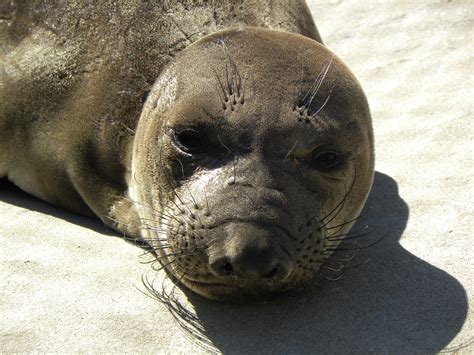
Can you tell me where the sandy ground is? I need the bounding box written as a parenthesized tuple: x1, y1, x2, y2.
(1, 1, 473, 353)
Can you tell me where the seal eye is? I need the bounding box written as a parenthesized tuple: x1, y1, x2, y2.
(311, 149, 344, 170)
(171, 129, 208, 154)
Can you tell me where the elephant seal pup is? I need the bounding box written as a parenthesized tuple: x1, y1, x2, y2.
(133, 28, 374, 301)
(0, 2, 373, 302)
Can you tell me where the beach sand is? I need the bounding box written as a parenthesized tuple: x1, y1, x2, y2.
(1, 1, 472, 352)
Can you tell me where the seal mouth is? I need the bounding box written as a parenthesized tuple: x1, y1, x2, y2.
(181, 276, 245, 301)
(182, 275, 242, 289)
(186, 278, 238, 290)
(181, 275, 283, 302)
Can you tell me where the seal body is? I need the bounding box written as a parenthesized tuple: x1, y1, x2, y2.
(0, 1, 373, 302)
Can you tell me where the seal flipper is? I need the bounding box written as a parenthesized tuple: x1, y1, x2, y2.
(69, 171, 142, 240)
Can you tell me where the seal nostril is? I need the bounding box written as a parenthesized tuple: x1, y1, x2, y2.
(209, 257, 235, 277)
(264, 267, 278, 280)
(222, 262, 234, 275)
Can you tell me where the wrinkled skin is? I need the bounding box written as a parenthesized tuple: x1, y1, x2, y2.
(132, 29, 374, 301)
(0, 2, 373, 302)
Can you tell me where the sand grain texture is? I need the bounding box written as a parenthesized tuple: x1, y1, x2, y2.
(1, 1, 473, 353)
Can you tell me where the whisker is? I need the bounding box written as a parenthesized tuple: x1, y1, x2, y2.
(320, 264, 344, 272)
(318, 169, 356, 230)
(306, 56, 333, 109)
(324, 226, 371, 242)
(310, 88, 332, 118)
(320, 251, 357, 261)
(217, 134, 236, 184)
(153, 251, 202, 268)
(186, 186, 199, 210)
(212, 67, 229, 104)
(139, 269, 215, 351)
(299, 56, 334, 111)
(203, 191, 211, 216)
(317, 272, 344, 282)
(283, 141, 298, 162)
(326, 213, 365, 231)
(303, 164, 356, 230)
(324, 230, 389, 252)
(158, 144, 190, 214)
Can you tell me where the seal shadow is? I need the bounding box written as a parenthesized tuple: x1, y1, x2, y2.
(1, 174, 468, 352)
(179, 171, 468, 353)
(0, 179, 116, 237)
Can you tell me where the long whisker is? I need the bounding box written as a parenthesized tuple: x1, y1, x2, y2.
(310, 88, 332, 118)
(319, 168, 357, 231)
(299, 56, 334, 111)
(302, 164, 356, 231)
(139, 269, 215, 351)
(326, 213, 365, 231)
(159, 143, 202, 228)
(324, 230, 389, 252)
(217, 134, 236, 184)
(283, 141, 298, 162)
(212, 67, 229, 104)
(323, 225, 371, 242)
(307, 56, 333, 109)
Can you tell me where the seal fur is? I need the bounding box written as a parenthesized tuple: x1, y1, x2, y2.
(0, 1, 373, 302)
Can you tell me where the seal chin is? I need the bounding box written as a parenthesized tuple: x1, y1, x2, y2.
(181, 276, 284, 303)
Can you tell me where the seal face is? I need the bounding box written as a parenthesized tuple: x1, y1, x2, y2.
(132, 28, 374, 302)
(0, 2, 373, 302)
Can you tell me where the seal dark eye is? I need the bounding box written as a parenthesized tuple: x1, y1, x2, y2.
(171, 128, 208, 154)
(310, 149, 345, 170)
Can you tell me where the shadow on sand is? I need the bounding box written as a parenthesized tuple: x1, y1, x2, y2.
(0, 179, 116, 236)
(1, 172, 468, 353)
(176, 171, 468, 353)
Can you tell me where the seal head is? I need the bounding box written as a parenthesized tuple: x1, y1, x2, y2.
(132, 28, 374, 302)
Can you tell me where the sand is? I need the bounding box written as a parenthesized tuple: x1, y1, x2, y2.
(1, 1, 472, 353)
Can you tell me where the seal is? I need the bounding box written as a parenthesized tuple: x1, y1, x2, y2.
(0, 1, 373, 302)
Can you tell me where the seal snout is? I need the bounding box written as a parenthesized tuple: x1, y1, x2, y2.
(208, 223, 294, 285)
(209, 249, 292, 284)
